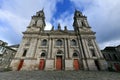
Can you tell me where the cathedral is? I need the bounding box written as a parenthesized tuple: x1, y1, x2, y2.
(10, 10, 106, 71)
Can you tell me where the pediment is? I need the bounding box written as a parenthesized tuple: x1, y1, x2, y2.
(50, 30, 69, 34)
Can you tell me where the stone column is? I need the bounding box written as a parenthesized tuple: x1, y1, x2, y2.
(82, 39, 89, 58)
(92, 40, 102, 58)
(27, 38, 38, 57)
(80, 38, 89, 70)
(33, 38, 38, 58)
(84, 39, 90, 58)
(64, 38, 68, 59)
(66, 38, 70, 58)
(51, 38, 54, 58)
(48, 38, 51, 58)
(33, 38, 40, 58)
(16, 38, 26, 57)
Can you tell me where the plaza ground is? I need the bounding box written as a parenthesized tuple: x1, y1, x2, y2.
(0, 70, 120, 80)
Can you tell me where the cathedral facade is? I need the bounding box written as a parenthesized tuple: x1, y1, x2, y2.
(10, 10, 106, 71)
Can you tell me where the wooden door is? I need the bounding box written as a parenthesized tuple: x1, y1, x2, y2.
(114, 64, 120, 71)
(94, 60, 100, 70)
(17, 59, 24, 71)
(39, 59, 45, 70)
(56, 56, 62, 70)
(74, 59, 79, 70)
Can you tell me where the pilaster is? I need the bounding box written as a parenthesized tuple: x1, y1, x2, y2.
(64, 38, 68, 59)
(48, 38, 51, 58)
(66, 38, 70, 58)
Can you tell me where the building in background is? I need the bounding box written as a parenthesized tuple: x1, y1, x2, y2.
(9, 44, 19, 51)
(102, 45, 120, 71)
(10, 10, 107, 71)
(0, 40, 8, 46)
(0, 40, 17, 69)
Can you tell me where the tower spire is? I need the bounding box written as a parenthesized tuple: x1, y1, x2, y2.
(42, 8, 44, 12)
(58, 23, 61, 30)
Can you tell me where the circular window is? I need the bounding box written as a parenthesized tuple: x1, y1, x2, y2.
(41, 53, 45, 57)
(73, 53, 78, 57)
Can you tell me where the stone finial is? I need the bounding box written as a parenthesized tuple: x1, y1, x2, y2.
(36, 9, 44, 17)
(64, 26, 67, 31)
(58, 23, 61, 30)
(74, 9, 82, 17)
(51, 26, 54, 31)
(42, 8, 44, 12)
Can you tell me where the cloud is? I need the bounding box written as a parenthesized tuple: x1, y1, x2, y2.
(0, 0, 61, 45)
(44, 22, 52, 30)
(100, 39, 120, 49)
(0, 9, 28, 45)
(54, 11, 74, 30)
(70, 0, 120, 49)
(0, 9, 29, 35)
(1, 0, 120, 49)
(1, 0, 59, 21)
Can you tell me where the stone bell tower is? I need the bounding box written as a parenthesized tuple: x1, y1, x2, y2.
(26, 10, 46, 33)
(10, 10, 46, 71)
(73, 10, 106, 70)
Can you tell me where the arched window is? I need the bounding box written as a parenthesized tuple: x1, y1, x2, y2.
(41, 53, 46, 57)
(71, 39, 77, 46)
(41, 39, 47, 46)
(56, 39, 62, 46)
(57, 51, 62, 54)
(73, 53, 78, 57)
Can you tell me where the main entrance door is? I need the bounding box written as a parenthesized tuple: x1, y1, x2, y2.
(39, 59, 45, 70)
(114, 63, 120, 71)
(56, 56, 62, 70)
(17, 59, 24, 71)
(73, 59, 79, 70)
(94, 60, 100, 70)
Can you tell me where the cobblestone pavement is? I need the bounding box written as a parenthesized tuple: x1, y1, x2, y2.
(0, 71, 120, 80)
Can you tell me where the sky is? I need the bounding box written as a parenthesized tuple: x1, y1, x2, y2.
(0, 0, 120, 49)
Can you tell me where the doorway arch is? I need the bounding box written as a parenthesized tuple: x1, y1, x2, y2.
(55, 50, 64, 70)
(73, 50, 80, 70)
(39, 50, 46, 70)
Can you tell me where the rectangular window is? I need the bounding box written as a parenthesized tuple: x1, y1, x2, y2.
(1, 47, 5, 52)
(108, 54, 112, 61)
(0, 46, 2, 51)
(113, 54, 118, 61)
(22, 49, 27, 57)
(102, 54, 106, 59)
(90, 49, 96, 56)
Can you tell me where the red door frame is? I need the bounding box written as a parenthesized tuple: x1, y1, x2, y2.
(17, 59, 24, 71)
(73, 59, 79, 70)
(56, 56, 62, 70)
(114, 63, 120, 71)
(39, 59, 45, 70)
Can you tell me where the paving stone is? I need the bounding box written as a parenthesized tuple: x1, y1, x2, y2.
(0, 71, 120, 80)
